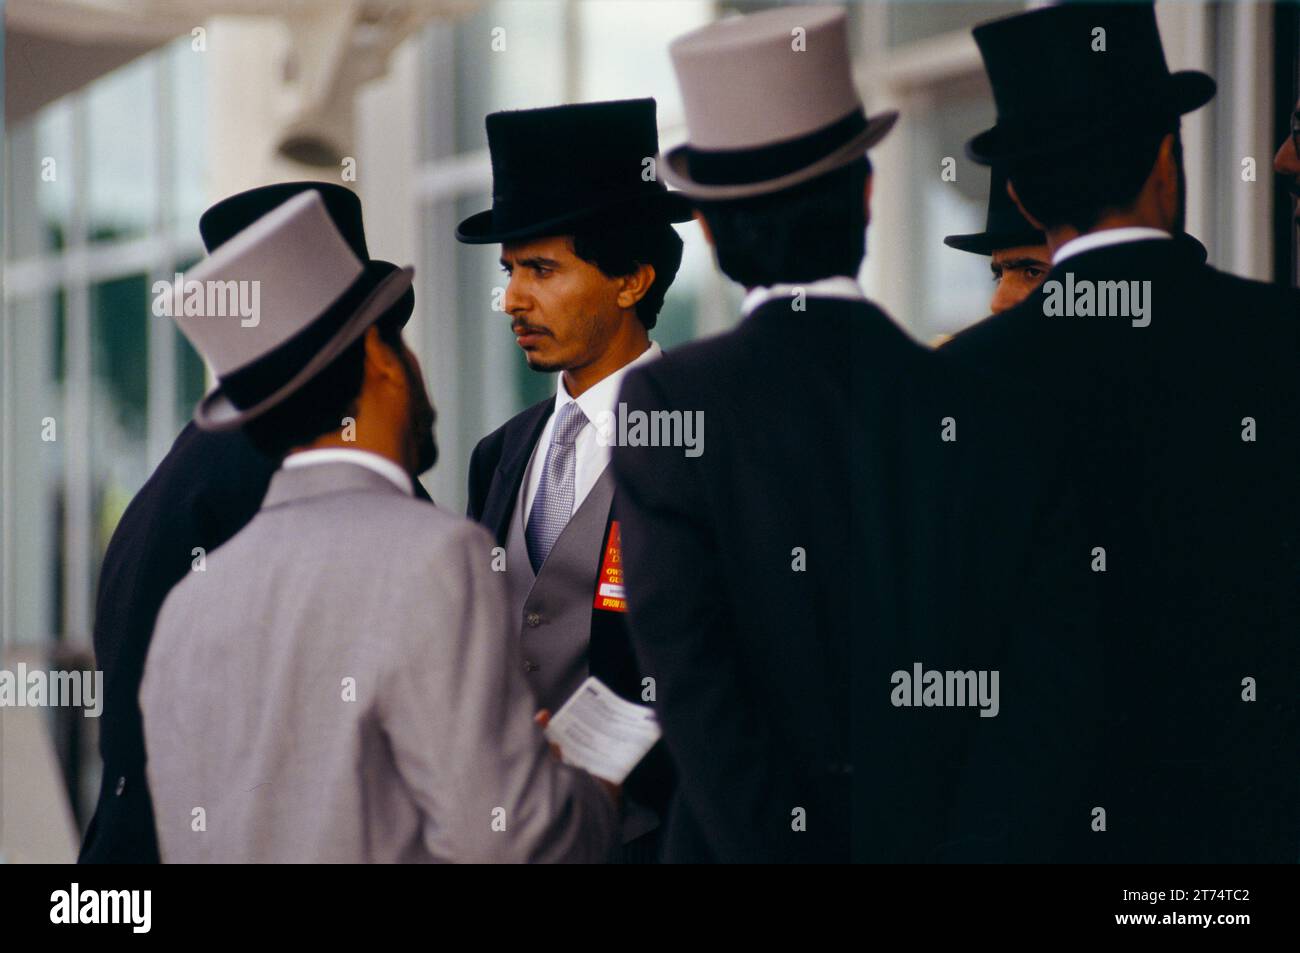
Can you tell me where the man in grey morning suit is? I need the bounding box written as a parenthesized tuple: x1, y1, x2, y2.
(140, 190, 616, 863)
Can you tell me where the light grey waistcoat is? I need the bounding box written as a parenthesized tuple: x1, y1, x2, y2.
(504, 466, 658, 845)
(504, 467, 616, 712)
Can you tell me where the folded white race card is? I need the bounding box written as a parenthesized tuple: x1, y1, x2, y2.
(544, 676, 662, 784)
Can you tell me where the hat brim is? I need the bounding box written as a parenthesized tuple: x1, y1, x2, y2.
(371, 259, 415, 325)
(193, 263, 415, 432)
(455, 190, 693, 244)
(660, 110, 899, 201)
(967, 71, 1215, 165)
(943, 228, 1047, 256)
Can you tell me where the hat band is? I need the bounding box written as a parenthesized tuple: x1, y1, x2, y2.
(684, 109, 867, 187)
(220, 266, 383, 412)
(488, 183, 671, 233)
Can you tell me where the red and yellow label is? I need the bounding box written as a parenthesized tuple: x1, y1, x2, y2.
(593, 520, 627, 612)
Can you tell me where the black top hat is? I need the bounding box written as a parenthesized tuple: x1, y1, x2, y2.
(200, 181, 413, 326)
(455, 99, 692, 244)
(967, 2, 1215, 165)
(944, 167, 1046, 256)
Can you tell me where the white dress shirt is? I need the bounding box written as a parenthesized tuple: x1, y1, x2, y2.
(520, 341, 663, 524)
(1053, 227, 1172, 265)
(282, 447, 414, 496)
(741, 275, 866, 317)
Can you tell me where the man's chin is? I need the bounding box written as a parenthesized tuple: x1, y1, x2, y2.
(523, 351, 564, 374)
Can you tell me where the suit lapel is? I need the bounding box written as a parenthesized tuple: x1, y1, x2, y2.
(482, 399, 554, 545)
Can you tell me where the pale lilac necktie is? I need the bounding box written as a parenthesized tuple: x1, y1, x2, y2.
(525, 401, 588, 572)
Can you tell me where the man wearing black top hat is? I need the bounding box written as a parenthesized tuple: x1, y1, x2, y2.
(946, 2, 1300, 862)
(944, 167, 1208, 319)
(945, 167, 1051, 316)
(614, 6, 1101, 863)
(79, 182, 431, 864)
(458, 98, 689, 862)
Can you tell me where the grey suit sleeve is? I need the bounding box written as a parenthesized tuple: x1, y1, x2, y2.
(378, 519, 617, 863)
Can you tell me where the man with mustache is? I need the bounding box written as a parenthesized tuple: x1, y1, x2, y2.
(458, 99, 690, 862)
(945, 2, 1300, 862)
(141, 191, 615, 862)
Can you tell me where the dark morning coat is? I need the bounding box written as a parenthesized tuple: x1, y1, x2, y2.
(79, 424, 277, 863)
(610, 293, 1102, 864)
(944, 237, 1300, 863)
(467, 402, 676, 835)
(81, 423, 433, 863)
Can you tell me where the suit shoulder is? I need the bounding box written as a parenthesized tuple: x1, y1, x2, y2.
(943, 303, 1036, 358)
(212, 492, 497, 586)
(399, 504, 498, 567)
(1201, 265, 1300, 311)
(472, 396, 552, 462)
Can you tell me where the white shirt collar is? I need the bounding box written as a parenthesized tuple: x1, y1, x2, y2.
(741, 275, 865, 317)
(556, 340, 662, 425)
(519, 341, 662, 524)
(1052, 227, 1172, 266)
(282, 448, 414, 496)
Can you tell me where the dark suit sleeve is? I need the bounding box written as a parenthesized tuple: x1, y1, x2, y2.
(82, 426, 275, 864)
(612, 368, 803, 862)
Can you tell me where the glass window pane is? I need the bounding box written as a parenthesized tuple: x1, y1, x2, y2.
(5, 294, 67, 645)
(38, 104, 76, 254)
(577, 1, 713, 114)
(5, 102, 75, 258)
(168, 39, 208, 234)
(86, 57, 158, 243)
(453, 1, 567, 154)
(89, 274, 151, 570)
(903, 71, 999, 339)
(888, 2, 1024, 48)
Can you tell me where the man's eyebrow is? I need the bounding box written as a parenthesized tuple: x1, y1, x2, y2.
(1000, 257, 1050, 270)
(507, 256, 562, 270)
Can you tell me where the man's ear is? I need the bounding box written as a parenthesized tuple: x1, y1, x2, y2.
(363, 325, 404, 386)
(1153, 132, 1179, 223)
(1006, 179, 1046, 232)
(692, 210, 714, 247)
(617, 263, 656, 310)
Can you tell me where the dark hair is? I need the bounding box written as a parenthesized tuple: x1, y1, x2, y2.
(694, 156, 871, 288)
(568, 213, 684, 330)
(243, 313, 406, 460)
(1007, 122, 1180, 233)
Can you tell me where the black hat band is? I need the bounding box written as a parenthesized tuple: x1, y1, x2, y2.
(684, 109, 867, 187)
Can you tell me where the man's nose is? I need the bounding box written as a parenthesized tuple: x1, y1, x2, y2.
(989, 282, 1014, 316)
(502, 274, 528, 316)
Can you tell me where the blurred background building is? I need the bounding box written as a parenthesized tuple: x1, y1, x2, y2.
(2, 0, 1298, 861)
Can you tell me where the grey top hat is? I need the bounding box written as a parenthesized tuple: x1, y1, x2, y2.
(661, 5, 898, 201)
(171, 191, 414, 431)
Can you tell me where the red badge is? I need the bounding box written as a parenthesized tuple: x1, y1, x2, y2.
(593, 520, 627, 612)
